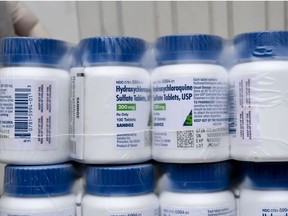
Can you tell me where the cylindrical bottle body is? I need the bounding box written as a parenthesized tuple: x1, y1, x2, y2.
(230, 60, 288, 161)
(240, 188, 288, 216)
(71, 65, 151, 163)
(0, 66, 70, 164)
(152, 63, 229, 163)
(160, 190, 236, 216)
(82, 193, 159, 216)
(0, 194, 76, 216)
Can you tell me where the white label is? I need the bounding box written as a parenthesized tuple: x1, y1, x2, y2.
(0, 79, 58, 150)
(228, 82, 236, 136)
(70, 69, 85, 159)
(230, 76, 259, 144)
(261, 206, 288, 216)
(107, 207, 159, 216)
(152, 76, 228, 149)
(162, 205, 236, 216)
(0, 207, 75, 216)
(115, 77, 151, 149)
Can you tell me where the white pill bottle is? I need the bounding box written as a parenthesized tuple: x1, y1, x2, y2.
(230, 31, 288, 161)
(71, 37, 151, 164)
(160, 162, 236, 216)
(0, 164, 76, 215)
(82, 164, 159, 216)
(152, 34, 229, 163)
(240, 162, 288, 216)
(0, 37, 70, 164)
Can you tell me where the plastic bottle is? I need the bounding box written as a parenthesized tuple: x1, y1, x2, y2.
(82, 164, 159, 216)
(240, 162, 288, 216)
(230, 31, 288, 161)
(0, 37, 70, 164)
(71, 37, 151, 164)
(160, 162, 236, 216)
(152, 34, 229, 163)
(0, 164, 76, 215)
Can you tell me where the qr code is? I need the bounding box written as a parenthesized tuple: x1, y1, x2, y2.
(177, 130, 194, 148)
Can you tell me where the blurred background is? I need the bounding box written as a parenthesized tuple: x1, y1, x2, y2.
(23, 1, 287, 43)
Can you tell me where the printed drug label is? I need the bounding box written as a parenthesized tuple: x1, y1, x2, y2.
(70, 69, 85, 159)
(114, 77, 151, 149)
(161, 205, 236, 216)
(229, 76, 259, 144)
(152, 76, 228, 149)
(261, 206, 288, 216)
(0, 79, 58, 150)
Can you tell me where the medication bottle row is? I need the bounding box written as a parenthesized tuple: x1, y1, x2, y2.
(0, 161, 287, 216)
(1, 31, 288, 165)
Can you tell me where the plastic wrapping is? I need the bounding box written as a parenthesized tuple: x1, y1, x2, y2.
(158, 161, 236, 216)
(1, 31, 288, 216)
(1, 32, 288, 163)
(70, 36, 152, 164)
(230, 31, 288, 162)
(82, 164, 159, 216)
(151, 34, 229, 163)
(237, 162, 288, 216)
(0, 37, 72, 165)
(0, 163, 77, 215)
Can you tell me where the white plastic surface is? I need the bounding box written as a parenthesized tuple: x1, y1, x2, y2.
(0, 194, 76, 215)
(82, 193, 159, 216)
(230, 61, 288, 161)
(0, 67, 70, 165)
(160, 190, 236, 216)
(71, 65, 151, 164)
(152, 63, 229, 163)
(240, 188, 288, 216)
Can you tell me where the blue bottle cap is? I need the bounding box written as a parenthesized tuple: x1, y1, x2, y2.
(86, 164, 154, 195)
(233, 31, 288, 61)
(166, 161, 231, 192)
(155, 34, 224, 64)
(242, 162, 288, 189)
(78, 36, 147, 66)
(4, 164, 74, 197)
(0, 37, 70, 68)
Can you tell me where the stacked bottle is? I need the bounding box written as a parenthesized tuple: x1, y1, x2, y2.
(0, 37, 77, 215)
(239, 162, 288, 216)
(230, 30, 288, 216)
(151, 34, 236, 216)
(2, 31, 288, 216)
(70, 36, 151, 164)
(69, 36, 159, 216)
(160, 162, 236, 216)
(152, 34, 229, 163)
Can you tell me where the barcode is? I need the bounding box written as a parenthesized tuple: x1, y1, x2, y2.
(228, 83, 236, 134)
(177, 130, 194, 148)
(14, 88, 31, 139)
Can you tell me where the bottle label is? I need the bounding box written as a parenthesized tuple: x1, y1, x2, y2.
(107, 206, 159, 216)
(152, 76, 228, 149)
(0, 207, 75, 216)
(161, 204, 236, 216)
(0, 79, 58, 150)
(114, 77, 151, 149)
(261, 206, 288, 216)
(229, 75, 260, 144)
(70, 69, 85, 159)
